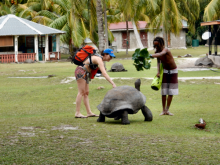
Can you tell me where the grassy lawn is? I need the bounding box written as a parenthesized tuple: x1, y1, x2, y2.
(113, 45, 216, 59)
(1, 49, 220, 164)
(62, 45, 219, 59)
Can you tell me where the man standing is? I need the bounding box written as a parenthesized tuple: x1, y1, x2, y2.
(150, 37, 178, 116)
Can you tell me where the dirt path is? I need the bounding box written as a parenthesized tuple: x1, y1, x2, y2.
(60, 58, 220, 84)
(176, 58, 199, 69)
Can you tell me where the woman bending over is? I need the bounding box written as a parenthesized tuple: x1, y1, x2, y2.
(75, 48, 116, 118)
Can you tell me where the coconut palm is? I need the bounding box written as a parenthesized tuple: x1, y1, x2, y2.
(116, 0, 135, 54)
(50, 0, 90, 53)
(115, 0, 157, 54)
(0, 0, 17, 16)
(17, 0, 56, 22)
(96, 0, 105, 51)
(93, 0, 115, 51)
(148, 0, 200, 47)
(24, 0, 90, 53)
(203, 0, 220, 21)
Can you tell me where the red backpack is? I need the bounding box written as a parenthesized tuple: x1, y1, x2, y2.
(72, 45, 96, 66)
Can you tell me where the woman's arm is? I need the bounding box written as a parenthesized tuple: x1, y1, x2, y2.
(96, 58, 116, 88)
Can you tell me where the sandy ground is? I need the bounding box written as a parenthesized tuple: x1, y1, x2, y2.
(176, 57, 199, 69)
(60, 58, 220, 84)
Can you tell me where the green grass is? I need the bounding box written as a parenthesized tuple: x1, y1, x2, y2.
(62, 45, 220, 59)
(112, 45, 217, 59)
(1, 54, 220, 164)
(61, 53, 71, 59)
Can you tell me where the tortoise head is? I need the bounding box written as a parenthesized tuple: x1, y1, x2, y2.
(134, 79, 141, 91)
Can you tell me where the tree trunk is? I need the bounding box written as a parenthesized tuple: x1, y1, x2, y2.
(69, 39, 73, 56)
(103, 0, 108, 49)
(126, 20, 129, 55)
(132, 19, 144, 49)
(162, 28, 168, 48)
(96, 0, 105, 52)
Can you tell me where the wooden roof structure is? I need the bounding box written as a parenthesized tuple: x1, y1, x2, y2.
(201, 20, 220, 55)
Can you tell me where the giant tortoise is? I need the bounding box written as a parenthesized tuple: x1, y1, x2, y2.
(108, 62, 127, 72)
(97, 79, 153, 124)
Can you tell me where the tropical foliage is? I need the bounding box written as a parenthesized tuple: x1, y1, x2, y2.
(132, 48, 151, 71)
(0, 0, 219, 49)
(0, 0, 17, 15)
(148, 0, 200, 47)
(203, 0, 220, 21)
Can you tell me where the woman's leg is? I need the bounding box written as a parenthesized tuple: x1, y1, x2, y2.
(83, 83, 99, 117)
(75, 79, 88, 118)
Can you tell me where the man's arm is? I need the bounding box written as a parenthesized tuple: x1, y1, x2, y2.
(151, 48, 168, 58)
(157, 59, 161, 77)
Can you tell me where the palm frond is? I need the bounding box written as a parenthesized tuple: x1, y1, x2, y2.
(71, 18, 84, 48)
(204, 0, 220, 21)
(38, 9, 58, 20)
(49, 15, 67, 30)
(107, 28, 114, 43)
(80, 18, 89, 39)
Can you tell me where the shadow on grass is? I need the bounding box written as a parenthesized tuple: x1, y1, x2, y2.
(99, 119, 152, 125)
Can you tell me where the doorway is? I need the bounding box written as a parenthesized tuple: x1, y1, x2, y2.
(140, 31, 148, 47)
(122, 32, 130, 49)
(38, 36, 45, 61)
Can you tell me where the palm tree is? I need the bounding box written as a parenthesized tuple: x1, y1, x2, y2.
(114, 0, 156, 53)
(116, 0, 134, 54)
(131, 0, 157, 49)
(27, 0, 91, 54)
(0, 0, 17, 16)
(148, 0, 200, 47)
(103, 0, 108, 49)
(104, 0, 121, 44)
(96, 0, 105, 51)
(203, 0, 220, 21)
(16, 0, 55, 21)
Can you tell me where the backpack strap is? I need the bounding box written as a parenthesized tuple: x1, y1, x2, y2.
(81, 48, 93, 66)
(93, 53, 103, 59)
(81, 48, 102, 70)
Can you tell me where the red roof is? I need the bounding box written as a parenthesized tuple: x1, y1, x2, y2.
(109, 20, 188, 30)
(109, 21, 147, 30)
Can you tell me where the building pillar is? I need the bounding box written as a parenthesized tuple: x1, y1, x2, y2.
(14, 35, 18, 62)
(56, 34, 60, 60)
(214, 25, 218, 56)
(34, 35, 39, 61)
(209, 25, 212, 55)
(45, 34, 49, 61)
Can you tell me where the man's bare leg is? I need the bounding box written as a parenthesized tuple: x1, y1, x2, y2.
(165, 95, 174, 116)
(160, 95, 167, 115)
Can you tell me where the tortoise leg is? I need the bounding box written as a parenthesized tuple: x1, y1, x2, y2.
(97, 112, 105, 122)
(121, 110, 130, 124)
(141, 106, 153, 121)
(114, 114, 121, 120)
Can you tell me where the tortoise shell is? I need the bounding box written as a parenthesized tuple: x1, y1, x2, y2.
(97, 86, 146, 117)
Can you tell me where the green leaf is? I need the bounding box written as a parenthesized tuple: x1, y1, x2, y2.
(134, 59, 140, 64)
(134, 64, 144, 71)
(140, 48, 149, 58)
(132, 48, 151, 71)
(144, 63, 151, 69)
(132, 48, 141, 59)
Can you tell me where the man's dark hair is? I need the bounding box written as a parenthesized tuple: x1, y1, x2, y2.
(153, 37, 165, 51)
